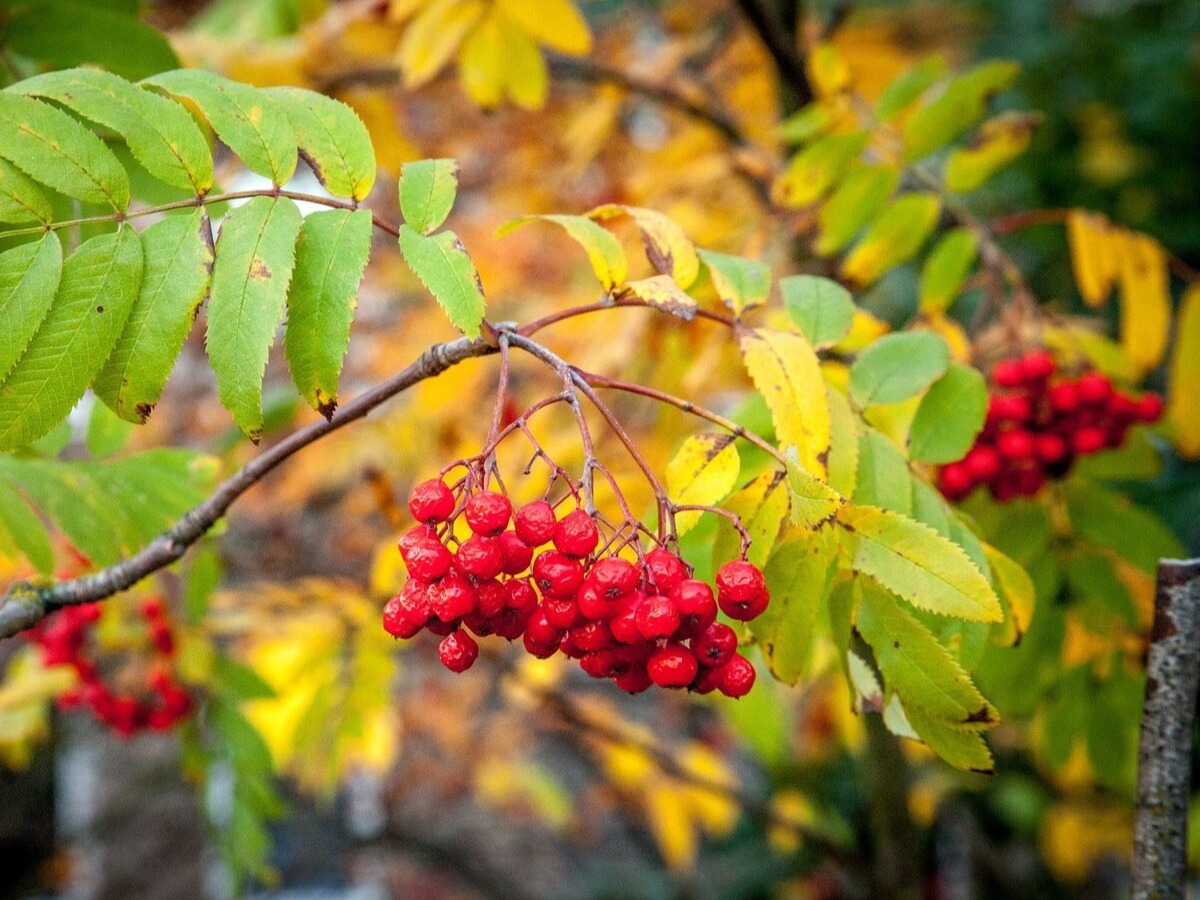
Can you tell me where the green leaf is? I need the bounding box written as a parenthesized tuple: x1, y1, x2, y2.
(1, 0, 179, 80)
(0, 158, 53, 224)
(841, 193, 941, 287)
(785, 447, 844, 530)
(0, 478, 52, 573)
(849, 331, 950, 407)
(95, 209, 214, 423)
(877, 56, 948, 120)
(837, 503, 1002, 623)
(902, 60, 1020, 161)
(0, 92, 130, 210)
(0, 227, 142, 451)
(919, 229, 979, 313)
(815, 163, 899, 255)
(776, 103, 833, 144)
(1065, 550, 1139, 628)
(397, 224, 486, 337)
(908, 364, 987, 463)
(1062, 481, 1184, 573)
(903, 702, 995, 773)
(774, 131, 869, 208)
(206, 196, 303, 441)
(284, 208, 372, 417)
(0, 235, 62, 384)
(697, 249, 771, 316)
(855, 427, 913, 514)
(983, 543, 1035, 645)
(857, 579, 996, 725)
(825, 385, 859, 497)
(944, 112, 1038, 193)
(714, 471, 789, 569)
(0, 458, 125, 563)
(267, 87, 377, 201)
(752, 532, 836, 684)
(146, 70, 298, 186)
(397, 158, 458, 234)
(14, 68, 214, 194)
(85, 399, 134, 459)
(780, 275, 855, 347)
(496, 214, 627, 291)
(665, 433, 740, 535)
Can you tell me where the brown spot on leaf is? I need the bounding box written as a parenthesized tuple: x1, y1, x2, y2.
(965, 705, 997, 725)
(249, 256, 272, 280)
(317, 397, 338, 421)
(96, 306, 104, 313)
(135, 402, 154, 422)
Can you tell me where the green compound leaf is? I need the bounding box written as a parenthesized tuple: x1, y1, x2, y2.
(0, 235, 63, 385)
(781, 274, 855, 348)
(397, 158, 459, 234)
(697, 249, 771, 316)
(908, 363, 988, 464)
(0, 158, 53, 225)
(397, 223, 486, 338)
(849, 331, 950, 407)
(267, 87, 377, 201)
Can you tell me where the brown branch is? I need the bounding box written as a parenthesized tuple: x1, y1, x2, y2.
(0, 336, 497, 640)
(733, 0, 814, 108)
(1132, 557, 1200, 900)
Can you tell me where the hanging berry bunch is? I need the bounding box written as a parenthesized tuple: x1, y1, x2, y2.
(937, 349, 1164, 501)
(381, 331, 772, 697)
(28, 598, 192, 736)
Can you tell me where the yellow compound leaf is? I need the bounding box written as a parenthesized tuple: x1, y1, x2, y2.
(785, 447, 844, 531)
(944, 112, 1039, 193)
(841, 193, 941, 287)
(495, 14, 548, 110)
(624, 274, 698, 321)
(496, 213, 628, 291)
(496, 0, 591, 55)
(738, 328, 831, 480)
(1117, 230, 1171, 373)
(588, 203, 701, 288)
(984, 543, 1035, 646)
(836, 504, 1003, 623)
(807, 43, 852, 98)
(1066, 210, 1118, 307)
(1168, 284, 1200, 458)
(457, 10, 505, 107)
(396, 0, 485, 89)
(665, 433, 740, 534)
(714, 470, 790, 568)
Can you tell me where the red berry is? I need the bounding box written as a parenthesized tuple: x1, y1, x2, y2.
(1134, 393, 1164, 423)
(532, 551, 585, 598)
(464, 491, 512, 536)
(938, 462, 974, 500)
(642, 548, 688, 594)
(399, 524, 437, 556)
(1013, 467, 1047, 497)
(647, 644, 699, 688)
(1048, 381, 1080, 413)
(715, 560, 766, 607)
(992, 359, 1025, 388)
(430, 576, 476, 622)
(989, 394, 1032, 424)
(140, 597, 165, 621)
(997, 429, 1035, 461)
(383, 594, 422, 638)
(456, 535, 505, 579)
(718, 654, 757, 698)
(497, 532, 533, 575)
(1072, 426, 1107, 455)
(1035, 433, 1069, 464)
(1077, 371, 1113, 405)
(503, 578, 538, 614)
(408, 479, 455, 523)
(636, 592, 681, 639)
(439, 630, 479, 672)
(542, 596, 582, 630)
(569, 620, 614, 652)
(525, 609, 564, 645)
(397, 579, 432, 621)
(523, 631, 561, 659)
(689, 666, 724, 695)
(609, 594, 646, 644)
(615, 666, 653, 694)
(1020, 350, 1056, 383)
(553, 509, 600, 558)
(670, 580, 717, 637)
(692, 622, 738, 668)
(577, 580, 619, 620)
(513, 500, 557, 546)
(964, 445, 1001, 483)
(590, 557, 638, 599)
(476, 578, 507, 617)
(403, 537, 453, 583)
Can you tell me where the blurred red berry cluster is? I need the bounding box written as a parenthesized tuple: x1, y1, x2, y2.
(27, 598, 191, 736)
(938, 350, 1163, 502)
(383, 479, 765, 697)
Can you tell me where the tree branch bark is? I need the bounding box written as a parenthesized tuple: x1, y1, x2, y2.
(733, 0, 814, 109)
(0, 335, 497, 640)
(1132, 557, 1200, 900)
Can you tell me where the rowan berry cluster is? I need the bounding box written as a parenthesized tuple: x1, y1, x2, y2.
(29, 598, 192, 736)
(938, 350, 1164, 502)
(383, 478, 766, 697)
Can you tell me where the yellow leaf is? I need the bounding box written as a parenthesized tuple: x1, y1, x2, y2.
(944, 112, 1038, 193)
(824, 384, 860, 497)
(983, 543, 1035, 646)
(496, 15, 548, 109)
(396, 0, 484, 89)
(1065, 210, 1117, 307)
(785, 447, 844, 530)
(496, 214, 628, 291)
(808, 43, 852, 98)
(496, 0, 591, 55)
(1117, 230, 1171, 373)
(738, 328, 831, 480)
(647, 784, 699, 868)
(588, 204, 701, 288)
(834, 308, 890, 352)
(1168, 284, 1200, 458)
(457, 10, 505, 107)
(1042, 321, 1139, 382)
(624, 274, 697, 320)
(714, 470, 790, 567)
(665, 433, 740, 534)
(773, 132, 868, 208)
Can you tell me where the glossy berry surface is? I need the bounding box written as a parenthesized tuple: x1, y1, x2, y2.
(408, 479, 455, 523)
(464, 491, 512, 536)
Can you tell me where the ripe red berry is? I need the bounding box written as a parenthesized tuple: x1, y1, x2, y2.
(615, 666, 653, 694)
(670, 580, 717, 637)
(430, 576, 477, 622)
(525, 609, 565, 645)
(1072, 426, 1107, 455)
(1134, 393, 1164, 423)
(609, 593, 646, 644)
(513, 500, 557, 546)
(992, 359, 1025, 388)
(989, 394, 1032, 424)
(569, 620, 614, 652)
(1077, 371, 1113, 405)
(1020, 350, 1056, 383)
(439, 630, 479, 672)
(590, 557, 638, 599)
(715, 560, 768, 621)
(456, 535, 505, 579)
(496, 531, 534, 575)
(643, 548, 688, 594)
(408, 479, 456, 523)
(1035, 433, 1069, 464)
(464, 491, 512, 536)
(577, 580, 620, 620)
(1013, 467, 1047, 497)
(542, 596, 582, 630)
(636, 592, 681, 639)
(503, 578, 538, 614)
(692, 622, 738, 668)
(647, 644, 699, 688)
(475, 578, 507, 617)
(964, 445, 1001, 482)
(140, 597, 165, 621)
(1048, 381, 1080, 413)
(532, 551, 585, 598)
(689, 666, 724, 695)
(553, 509, 600, 558)
(718, 654, 757, 698)
(997, 429, 1035, 461)
(382, 594, 422, 639)
(403, 537, 454, 583)
(938, 462, 974, 500)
